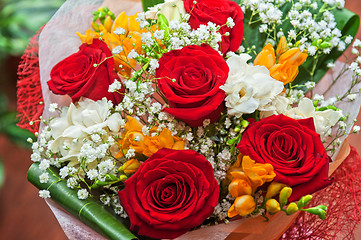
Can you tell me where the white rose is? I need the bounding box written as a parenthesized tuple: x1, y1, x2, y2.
(145, 0, 186, 21)
(220, 54, 284, 117)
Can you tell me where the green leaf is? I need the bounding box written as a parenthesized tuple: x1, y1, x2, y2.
(27, 163, 137, 240)
(142, 0, 164, 12)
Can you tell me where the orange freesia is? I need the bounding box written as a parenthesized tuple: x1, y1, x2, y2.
(143, 128, 186, 157)
(227, 154, 276, 218)
(253, 43, 276, 69)
(77, 12, 147, 77)
(228, 171, 253, 197)
(228, 154, 275, 193)
(116, 116, 145, 158)
(241, 155, 276, 189)
(119, 159, 141, 174)
(254, 36, 308, 84)
(228, 195, 256, 218)
(116, 116, 186, 158)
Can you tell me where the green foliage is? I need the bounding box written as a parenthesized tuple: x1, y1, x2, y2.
(142, 0, 164, 12)
(0, 94, 34, 148)
(27, 163, 137, 240)
(0, 0, 65, 59)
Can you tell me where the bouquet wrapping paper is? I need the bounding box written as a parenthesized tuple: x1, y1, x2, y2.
(24, 0, 361, 239)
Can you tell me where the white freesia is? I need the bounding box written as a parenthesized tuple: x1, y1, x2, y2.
(220, 54, 284, 117)
(259, 94, 291, 119)
(145, 0, 186, 21)
(286, 98, 342, 140)
(49, 98, 122, 164)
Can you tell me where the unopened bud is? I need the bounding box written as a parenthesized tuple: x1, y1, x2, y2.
(286, 202, 299, 215)
(266, 182, 287, 199)
(266, 199, 281, 214)
(279, 187, 292, 207)
(297, 195, 312, 209)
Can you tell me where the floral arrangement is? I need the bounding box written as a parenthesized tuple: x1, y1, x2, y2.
(23, 0, 361, 239)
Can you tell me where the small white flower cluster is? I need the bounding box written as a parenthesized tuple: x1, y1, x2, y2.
(213, 198, 233, 221)
(115, 80, 155, 119)
(31, 98, 129, 201)
(242, 0, 346, 55)
(166, 21, 224, 51)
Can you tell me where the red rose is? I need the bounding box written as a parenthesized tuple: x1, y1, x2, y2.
(183, 0, 244, 54)
(237, 114, 333, 201)
(48, 39, 124, 104)
(118, 148, 220, 239)
(156, 44, 229, 127)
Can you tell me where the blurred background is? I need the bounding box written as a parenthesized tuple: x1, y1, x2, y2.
(0, 0, 360, 239)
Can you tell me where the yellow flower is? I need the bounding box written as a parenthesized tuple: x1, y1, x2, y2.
(265, 182, 288, 199)
(118, 159, 141, 174)
(228, 195, 256, 218)
(228, 171, 253, 197)
(253, 43, 276, 69)
(254, 36, 307, 85)
(143, 128, 186, 157)
(241, 155, 276, 189)
(266, 199, 281, 214)
(227, 155, 276, 217)
(228, 154, 275, 196)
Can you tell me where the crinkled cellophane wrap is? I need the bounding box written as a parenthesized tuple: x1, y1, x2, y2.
(39, 0, 361, 239)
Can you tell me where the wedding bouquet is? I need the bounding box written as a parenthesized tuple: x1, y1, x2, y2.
(18, 0, 361, 239)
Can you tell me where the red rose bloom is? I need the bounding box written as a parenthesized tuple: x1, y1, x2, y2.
(156, 44, 229, 127)
(118, 148, 220, 239)
(237, 114, 333, 201)
(48, 39, 124, 104)
(183, 0, 244, 54)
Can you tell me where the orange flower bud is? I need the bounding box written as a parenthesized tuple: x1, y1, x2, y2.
(276, 36, 288, 58)
(265, 182, 288, 199)
(254, 43, 276, 69)
(119, 159, 141, 175)
(104, 16, 113, 32)
(116, 116, 145, 158)
(228, 195, 256, 218)
(266, 199, 281, 214)
(278, 48, 308, 66)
